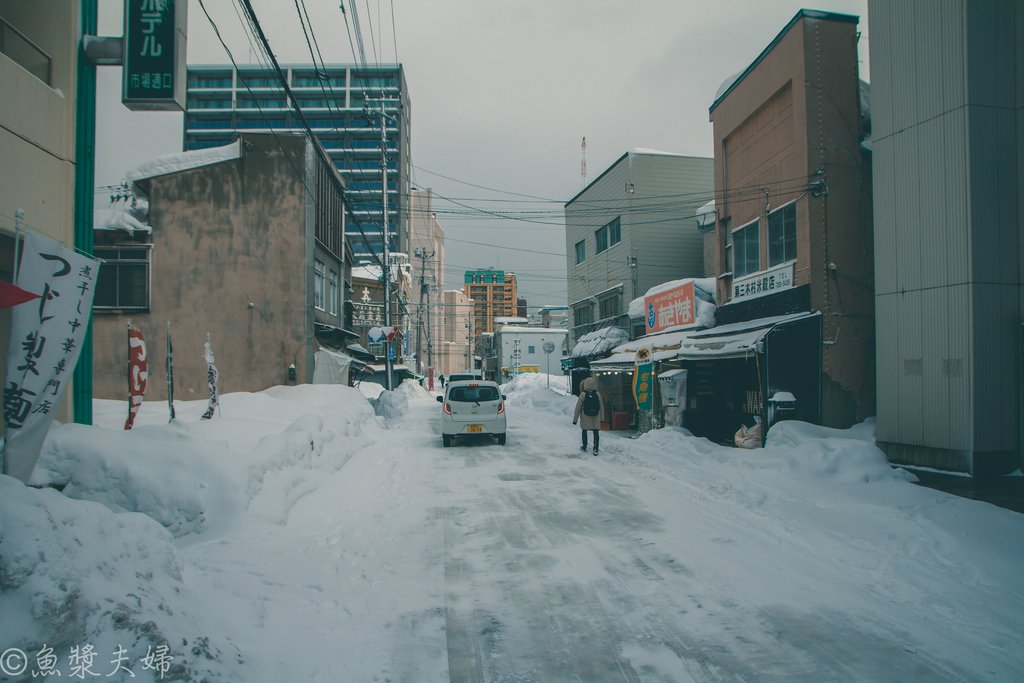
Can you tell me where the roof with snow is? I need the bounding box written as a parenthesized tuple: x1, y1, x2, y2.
(126, 140, 242, 188)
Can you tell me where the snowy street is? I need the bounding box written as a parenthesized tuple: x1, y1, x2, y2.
(3, 374, 1023, 682)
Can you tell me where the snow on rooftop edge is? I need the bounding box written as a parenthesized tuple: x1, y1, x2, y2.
(126, 139, 242, 186)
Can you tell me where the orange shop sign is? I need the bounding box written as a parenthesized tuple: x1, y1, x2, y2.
(644, 281, 696, 334)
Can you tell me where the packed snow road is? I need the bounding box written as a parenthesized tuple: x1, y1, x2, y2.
(3, 374, 1023, 682)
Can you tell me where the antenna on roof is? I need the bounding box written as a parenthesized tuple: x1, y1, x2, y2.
(580, 136, 587, 188)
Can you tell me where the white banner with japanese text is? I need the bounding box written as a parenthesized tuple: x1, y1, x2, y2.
(3, 230, 100, 482)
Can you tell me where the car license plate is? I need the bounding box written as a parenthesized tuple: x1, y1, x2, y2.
(466, 424, 483, 433)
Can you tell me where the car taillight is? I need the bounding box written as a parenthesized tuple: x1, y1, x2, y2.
(444, 403, 452, 415)
(497, 402, 504, 414)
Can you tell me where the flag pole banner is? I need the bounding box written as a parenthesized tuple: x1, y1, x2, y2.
(166, 322, 175, 422)
(200, 338, 219, 420)
(2, 230, 100, 482)
(124, 322, 148, 430)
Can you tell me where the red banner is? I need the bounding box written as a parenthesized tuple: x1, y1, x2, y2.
(124, 326, 148, 430)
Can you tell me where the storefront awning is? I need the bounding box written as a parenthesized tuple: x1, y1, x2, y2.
(590, 348, 678, 371)
(675, 312, 820, 360)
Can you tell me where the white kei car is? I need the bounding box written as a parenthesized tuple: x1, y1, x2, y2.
(437, 379, 507, 447)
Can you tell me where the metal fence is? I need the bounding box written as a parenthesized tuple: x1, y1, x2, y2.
(1, 16, 51, 86)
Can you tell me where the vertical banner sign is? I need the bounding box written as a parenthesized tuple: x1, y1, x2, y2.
(166, 323, 175, 421)
(632, 347, 653, 412)
(3, 231, 100, 483)
(124, 324, 148, 430)
(200, 339, 219, 420)
(122, 0, 187, 111)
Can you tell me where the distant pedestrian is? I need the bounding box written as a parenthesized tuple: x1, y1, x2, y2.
(572, 376, 605, 455)
(438, 374, 446, 388)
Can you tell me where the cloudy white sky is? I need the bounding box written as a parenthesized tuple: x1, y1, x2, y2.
(96, 0, 869, 309)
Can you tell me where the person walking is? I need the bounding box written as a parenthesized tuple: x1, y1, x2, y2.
(438, 374, 446, 388)
(573, 376, 605, 455)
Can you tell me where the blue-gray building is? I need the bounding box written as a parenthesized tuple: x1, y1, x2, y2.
(183, 64, 411, 262)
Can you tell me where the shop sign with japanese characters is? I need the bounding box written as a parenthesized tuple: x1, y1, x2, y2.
(353, 302, 385, 328)
(644, 281, 696, 334)
(3, 231, 100, 483)
(122, 0, 187, 111)
(731, 262, 794, 302)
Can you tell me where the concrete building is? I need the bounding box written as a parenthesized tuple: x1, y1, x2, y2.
(464, 268, 518, 340)
(437, 289, 474, 376)
(707, 9, 873, 430)
(92, 133, 354, 399)
(183, 64, 411, 264)
(494, 326, 569, 379)
(564, 150, 714, 345)
(1, 2, 85, 426)
(407, 188, 445, 376)
(869, 0, 1023, 475)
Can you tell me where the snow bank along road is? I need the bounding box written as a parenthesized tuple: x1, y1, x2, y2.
(3, 375, 1023, 682)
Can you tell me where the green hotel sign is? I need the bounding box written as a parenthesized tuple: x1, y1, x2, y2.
(122, 0, 187, 111)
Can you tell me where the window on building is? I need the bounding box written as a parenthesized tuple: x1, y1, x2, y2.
(94, 246, 150, 311)
(314, 259, 325, 310)
(575, 240, 586, 265)
(528, 345, 535, 354)
(599, 293, 620, 321)
(328, 268, 339, 315)
(573, 304, 593, 328)
(768, 202, 797, 266)
(595, 225, 608, 254)
(733, 219, 760, 278)
(609, 217, 621, 246)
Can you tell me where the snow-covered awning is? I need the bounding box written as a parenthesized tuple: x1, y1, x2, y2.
(589, 348, 678, 370)
(93, 203, 152, 235)
(569, 326, 629, 359)
(675, 312, 820, 360)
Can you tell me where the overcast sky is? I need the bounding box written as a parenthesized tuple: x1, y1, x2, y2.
(96, 0, 869, 309)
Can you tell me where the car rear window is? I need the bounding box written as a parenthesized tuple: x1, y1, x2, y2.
(448, 386, 500, 402)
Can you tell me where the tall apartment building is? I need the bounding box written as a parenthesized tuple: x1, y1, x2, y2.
(464, 269, 518, 340)
(183, 64, 411, 263)
(869, 0, 1023, 475)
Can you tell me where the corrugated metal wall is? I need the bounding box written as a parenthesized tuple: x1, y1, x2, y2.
(870, 0, 1021, 471)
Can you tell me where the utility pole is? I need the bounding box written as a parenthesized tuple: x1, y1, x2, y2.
(425, 252, 434, 372)
(380, 100, 393, 390)
(628, 248, 639, 302)
(414, 248, 434, 376)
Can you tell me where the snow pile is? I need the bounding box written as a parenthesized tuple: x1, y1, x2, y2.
(0, 476, 232, 682)
(501, 372, 576, 418)
(373, 378, 431, 419)
(33, 423, 234, 538)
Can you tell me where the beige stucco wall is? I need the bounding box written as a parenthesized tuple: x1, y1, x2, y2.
(92, 136, 314, 400)
(0, 1, 79, 427)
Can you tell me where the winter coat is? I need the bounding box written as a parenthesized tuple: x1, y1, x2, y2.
(573, 377, 606, 430)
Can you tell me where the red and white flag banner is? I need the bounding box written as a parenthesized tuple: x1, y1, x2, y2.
(124, 324, 148, 430)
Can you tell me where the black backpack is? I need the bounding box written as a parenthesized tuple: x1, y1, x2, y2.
(582, 390, 600, 416)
